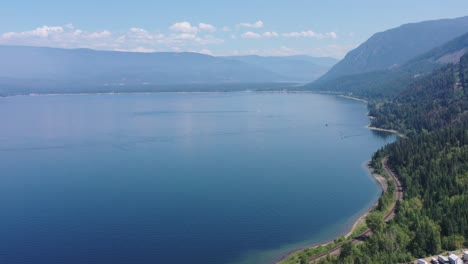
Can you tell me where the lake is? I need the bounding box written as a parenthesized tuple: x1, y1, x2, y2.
(0, 92, 395, 264)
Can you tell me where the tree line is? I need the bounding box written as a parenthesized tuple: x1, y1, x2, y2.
(316, 54, 468, 263)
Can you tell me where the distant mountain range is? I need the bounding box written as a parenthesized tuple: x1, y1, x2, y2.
(4, 16, 468, 98)
(308, 16, 468, 98)
(223, 55, 338, 82)
(0, 45, 337, 96)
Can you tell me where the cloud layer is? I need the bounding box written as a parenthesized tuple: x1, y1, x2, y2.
(0, 21, 347, 57)
(0, 23, 224, 52)
(236, 20, 264, 29)
(283, 31, 337, 39)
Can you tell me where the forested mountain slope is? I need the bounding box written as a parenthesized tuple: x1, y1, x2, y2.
(307, 31, 468, 99)
(369, 53, 468, 134)
(316, 51, 468, 264)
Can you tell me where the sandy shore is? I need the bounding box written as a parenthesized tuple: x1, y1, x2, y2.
(337, 94, 368, 103)
(333, 94, 406, 138)
(366, 125, 406, 138)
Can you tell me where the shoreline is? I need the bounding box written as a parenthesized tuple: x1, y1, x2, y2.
(274, 92, 401, 263)
(343, 162, 387, 237)
(275, 161, 387, 263)
(366, 125, 406, 138)
(332, 93, 406, 138)
(0, 90, 317, 99)
(5, 89, 401, 264)
(312, 91, 369, 104)
(337, 94, 369, 103)
(276, 121, 402, 263)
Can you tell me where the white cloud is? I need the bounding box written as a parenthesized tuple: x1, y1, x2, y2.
(195, 35, 224, 45)
(2, 25, 64, 39)
(198, 23, 216, 32)
(169, 22, 198, 34)
(262, 31, 279, 38)
(72, 29, 83, 36)
(0, 23, 347, 57)
(114, 47, 156, 53)
(198, 49, 213, 55)
(327, 32, 337, 39)
(0, 25, 115, 50)
(129, 27, 149, 35)
(0, 24, 226, 53)
(123, 28, 164, 43)
(241, 31, 261, 39)
(237, 20, 264, 29)
(240, 31, 278, 39)
(1, 25, 113, 42)
(32, 26, 64, 37)
(172, 33, 197, 40)
(221, 26, 231, 32)
(86, 30, 112, 39)
(282, 30, 337, 39)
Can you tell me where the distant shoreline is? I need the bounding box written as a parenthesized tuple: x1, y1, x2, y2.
(0, 90, 317, 99)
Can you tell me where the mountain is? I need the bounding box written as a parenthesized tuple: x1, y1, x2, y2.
(307, 31, 468, 99)
(0, 45, 299, 95)
(317, 16, 468, 82)
(224, 55, 338, 82)
(296, 44, 468, 264)
(404, 30, 468, 67)
(369, 52, 468, 134)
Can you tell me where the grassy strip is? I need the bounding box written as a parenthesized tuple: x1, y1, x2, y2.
(348, 223, 368, 239)
(278, 238, 346, 264)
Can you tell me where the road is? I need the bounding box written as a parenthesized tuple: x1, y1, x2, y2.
(308, 158, 403, 263)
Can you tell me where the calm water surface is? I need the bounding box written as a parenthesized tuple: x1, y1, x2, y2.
(0, 92, 395, 264)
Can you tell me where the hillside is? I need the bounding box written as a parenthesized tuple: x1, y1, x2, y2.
(0, 45, 299, 95)
(224, 55, 338, 82)
(307, 31, 468, 99)
(305, 51, 468, 264)
(368, 52, 468, 134)
(317, 16, 468, 83)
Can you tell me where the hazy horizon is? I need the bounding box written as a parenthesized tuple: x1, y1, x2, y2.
(1, 1, 467, 59)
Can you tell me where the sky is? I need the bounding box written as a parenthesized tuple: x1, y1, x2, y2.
(0, 0, 467, 58)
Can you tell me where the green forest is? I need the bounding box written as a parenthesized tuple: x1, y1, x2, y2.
(287, 53, 468, 264)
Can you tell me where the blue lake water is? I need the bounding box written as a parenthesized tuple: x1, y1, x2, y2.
(0, 92, 395, 264)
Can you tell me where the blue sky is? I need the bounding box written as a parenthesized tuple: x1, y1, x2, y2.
(0, 0, 467, 58)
